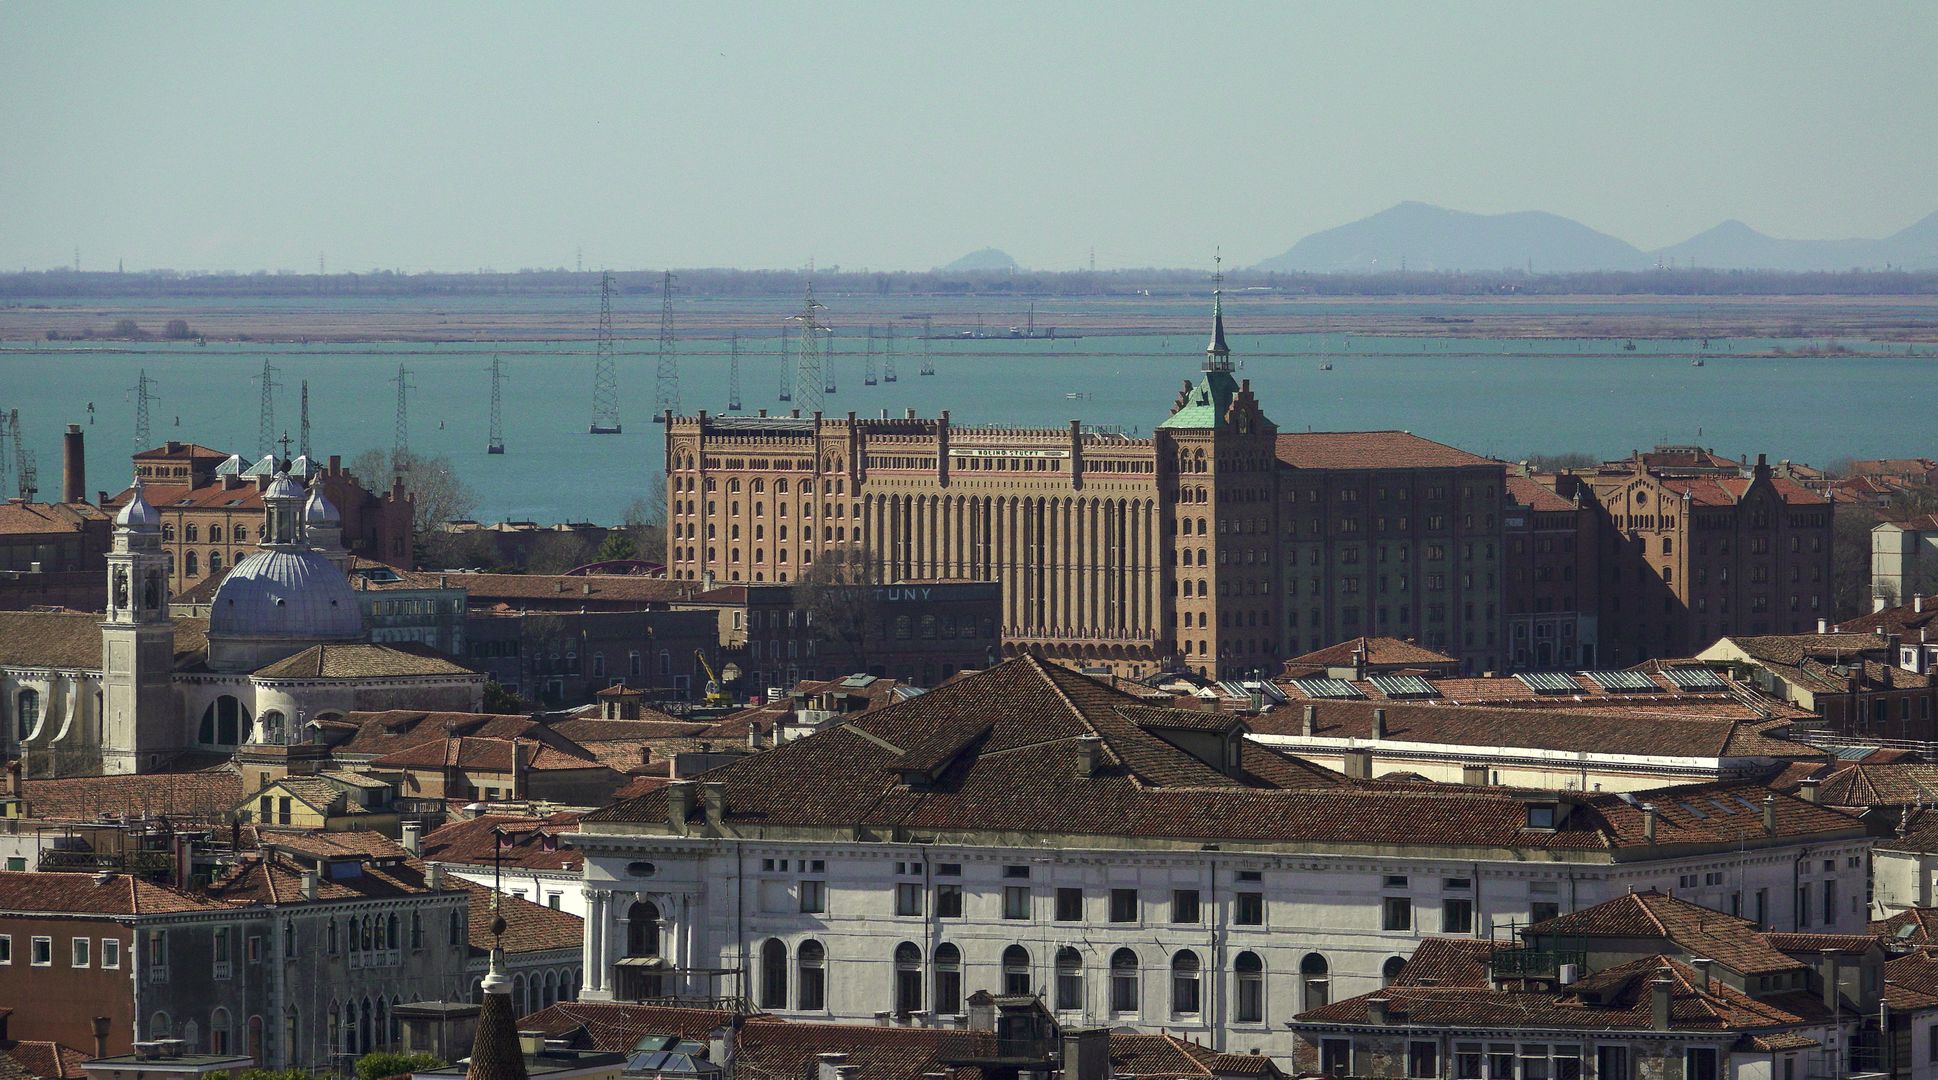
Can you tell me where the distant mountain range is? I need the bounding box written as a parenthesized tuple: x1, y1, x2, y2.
(1254, 202, 1938, 274)
(939, 247, 1019, 272)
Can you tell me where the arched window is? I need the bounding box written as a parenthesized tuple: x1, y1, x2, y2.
(1383, 955, 1407, 985)
(15, 688, 40, 740)
(934, 944, 962, 1017)
(247, 1015, 264, 1064)
(797, 940, 826, 1011)
(894, 942, 923, 1015)
(760, 938, 788, 1009)
(185, 550, 198, 577)
(210, 525, 223, 543)
(208, 1008, 232, 1054)
(1171, 951, 1201, 1015)
(1002, 945, 1031, 997)
(209, 551, 223, 575)
(1110, 948, 1139, 1013)
(1235, 951, 1264, 1023)
(235, 525, 249, 543)
(150, 1012, 172, 1040)
(185, 524, 199, 543)
(198, 695, 250, 746)
(387, 914, 400, 950)
(1301, 953, 1330, 1009)
(1054, 947, 1083, 1012)
(257, 710, 286, 746)
(626, 900, 660, 956)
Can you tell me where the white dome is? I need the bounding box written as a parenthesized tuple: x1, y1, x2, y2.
(116, 479, 159, 528)
(209, 548, 363, 641)
(263, 472, 303, 502)
(304, 485, 342, 526)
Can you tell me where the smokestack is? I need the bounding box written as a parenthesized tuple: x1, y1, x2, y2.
(701, 781, 727, 826)
(62, 424, 84, 503)
(1691, 957, 1714, 992)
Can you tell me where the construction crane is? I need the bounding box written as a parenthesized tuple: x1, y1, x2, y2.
(298, 379, 312, 459)
(694, 650, 730, 706)
(920, 316, 936, 375)
(391, 363, 414, 466)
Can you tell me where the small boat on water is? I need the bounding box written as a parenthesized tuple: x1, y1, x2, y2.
(1319, 362, 1333, 371)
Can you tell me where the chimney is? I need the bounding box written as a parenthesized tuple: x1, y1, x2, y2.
(301, 869, 319, 900)
(61, 424, 84, 503)
(401, 821, 422, 856)
(518, 1031, 544, 1058)
(1796, 780, 1819, 805)
(638, 746, 653, 767)
(1651, 978, 1673, 1030)
(1371, 707, 1387, 740)
(510, 737, 528, 799)
(1365, 998, 1391, 1024)
(1342, 748, 1373, 780)
(701, 781, 727, 826)
(1302, 704, 1317, 737)
(667, 780, 697, 832)
(428, 863, 446, 889)
(1764, 794, 1779, 834)
(1691, 957, 1714, 992)
(91, 1016, 110, 1059)
(1061, 1028, 1110, 1080)
(1642, 803, 1657, 844)
(1876, 594, 1889, 613)
(1917, 595, 1926, 614)
(1076, 735, 1103, 778)
(1817, 617, 1828, 634)
(4, 760, 18, 798)
(708, 1024, 736, 1069)
(966, 992, 996, 1031)
(1821, 951, 1843, 1010)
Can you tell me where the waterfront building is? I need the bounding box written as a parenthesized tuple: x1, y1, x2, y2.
(567, 656, 1870, 1060)
(663, 294, 1507, 677)
(1872, 516, 1938, 608)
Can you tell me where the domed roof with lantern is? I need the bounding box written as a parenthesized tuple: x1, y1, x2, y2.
(207, 470, 363, 669)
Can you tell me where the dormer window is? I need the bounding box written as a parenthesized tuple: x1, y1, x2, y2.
(1526, 804, 1558, 829)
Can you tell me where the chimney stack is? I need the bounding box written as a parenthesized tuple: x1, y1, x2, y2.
(1642, 803, 1657, 844)
(91, 1016, 110, 1059)
(301, 868, 319, 900)
(61, 424, 84, 503)
(1821, 951, 1843, 1010)
(1366, 998, 1391, 1025)
(1076, 735, 1103, 778)
(1651, 977, 1673, 1030)
(1302, 704, 1317, 737)
(1817, 617, 1828, 634)
(1342, 748, 1373, 780)
(1764, 794, 1779, 834)
(1796, 780, 1819, 805)
(1691, 957, 1714, 991)
(667, 781, 697, 833)
(1371, 707, 1387, 741)
(401, 821, 422, 856)
(701, 781, 727, 826)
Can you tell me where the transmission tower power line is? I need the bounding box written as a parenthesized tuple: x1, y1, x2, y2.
(864, 325, 878, 386)
(882, 323, 898, 382)
(299, 380, 312, 459)
(130, 369, 158, 450)
(0, 409, 13, 492)
(788, 281, 830, 415)
(390, 362, 414, 466)
(651, 270, 680, 422)
(487, 355, 507, 454)
(255, 359, 280, 458)
(920, 316, 936, 375)
(726, 333, 742, 412)
(589, 271, 622, 434)
(776, 328, 792, 403)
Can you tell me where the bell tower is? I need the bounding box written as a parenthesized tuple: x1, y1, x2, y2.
(99, 477, 176, 775)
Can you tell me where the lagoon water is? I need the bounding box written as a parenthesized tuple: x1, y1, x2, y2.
(1, 329, 1931, 523)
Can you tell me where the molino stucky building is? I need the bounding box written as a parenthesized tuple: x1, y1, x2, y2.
(663, 293, 1507, 677)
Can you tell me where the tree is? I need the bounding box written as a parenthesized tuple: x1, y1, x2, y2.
(349, 449, 476, 562)
(113, 318, 141, 338)
(525, 532, 599, 574)
(162, 318, 193, 340)
(482, 680, 524, 714)
(597, 530, 638, 562)
(795, 544, 884, 674)
(354, 1052, 444, 1080)
(621, 494, 666, 566)
(1830, 504, 1880, 620)
(1521, 451, 1600, 472)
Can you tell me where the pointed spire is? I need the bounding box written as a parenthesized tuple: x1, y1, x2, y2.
(1205, 249, 1231, 371)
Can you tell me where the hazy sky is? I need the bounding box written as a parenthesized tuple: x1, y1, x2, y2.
(4, 1, 1935, 273)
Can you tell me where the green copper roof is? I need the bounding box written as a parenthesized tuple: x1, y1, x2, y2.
(1159, 368, 1241, 429)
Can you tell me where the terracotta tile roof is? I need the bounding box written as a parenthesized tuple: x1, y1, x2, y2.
(372, 736, 607, 773)
(1761, 932, 1881, 954)
(254, 642, 477, 680)
(458, 880, 582, 955)
(262, 775, 365, 815)
(322, 711, 560, 759)
(1871, 907, 1938, 946)
(1388, 938, 1504, 989)
(1722, 633, 1890, 667)
(0, 610, 206, 670)
(263, 830, 408, 861)
(0, 1049, 27, 1080)
(1275, 431, 1496, 471)
(1814, 764, 1938, 808)
(1524, 890, 1803, 976)
(468, 991, 530, 1080)
(423, 813, 584, 873)
(582, 657, 1861, 854)
(548, 717, 707, 742)
(133, 443, 229, 462)
(1107, 1034, 1284, 1079)
(515, 1001, 744, 1051)
(205, 847, 457, 904)
(609, 774, 672, 802)
(735, 1018, 993, 1080)
(20, 764, 244, 823)
(1839, 600, 1938, 637)
(1, 1041, 86, 1080)
(1297, 954, 1830, 1032)
(1884, 948, 1938, 1010)
(1284, 636, 1457, 670)
(0, 869, 219, 916)
(1248, 698, 1822, 761)
(1505, 474, 1578, 513)
(0, 502, 109, 537)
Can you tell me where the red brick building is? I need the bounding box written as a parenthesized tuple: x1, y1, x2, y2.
(1503, 471, 1600, 670)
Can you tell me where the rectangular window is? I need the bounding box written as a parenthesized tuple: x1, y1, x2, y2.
(1522, 1045, 1551, 1080)
(1488, 1046, 1515, 1080)
(1443, 897, 1474, 934)
(1322, 1040, 1353, 1077)
(936, 863, 961, 877)
(1383, 895, 1413, 931)
(71, 937, 90, 968)
(935, 884, 963, 919)
(1927, 1024, 1938, 1065)
(1003, 864, 1030, 879)
(1055, 887, 1084, 922)
(1110, 888, 1138, 923)
(31, 936, 52, 967)
(1685, 1048, 1719, 1080)
(246, 935, 263, 963)
(799, 879, 826, 913)
(897, 883, 924, 917)
(101, 938, 121, 969)
(1554, 1045, 1581, 1080)
(1596, 1046, 1631, 1080)
(1410, 1042, 1439, 1079)
(1823, 880, 1837, 926)
(1531, 901, 1560, 924)
(1456, 1045, 1484, 1080)
(0, 935, 10, 964)
(1235, 891, 1264, 926)
(1172, 889, 1201, 924)
(1003, 885, 1031, 920)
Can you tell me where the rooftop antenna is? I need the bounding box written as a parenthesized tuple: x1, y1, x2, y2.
(864, 325, 879, 386)
(255, 358, 280, 458)
(725, 333, 743, 412)
(298, 379, 311, 459)
(882, 322, 898, 382)
(651, 269, 680, 422)
(487, 355, 507, 454)
(788, 279, 830, 415)
(130, 369, 158, 450)
(920, 316, 935, 376)
(777, 326, 792, 403)
(589, 271, 622, 434)
(390, 362, 414, 467)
